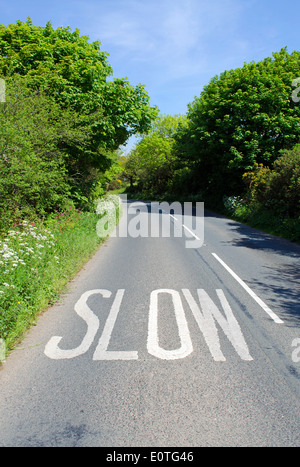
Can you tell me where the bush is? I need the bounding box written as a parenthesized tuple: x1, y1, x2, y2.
(267, 145, 300, 217)
(224, 145, 300, 242)
(243, 144, 300, 217)
(223, 195, 245, 214)
(0, 76, 83, 231)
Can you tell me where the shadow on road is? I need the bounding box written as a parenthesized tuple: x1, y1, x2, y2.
(121, 196, 300, 324)
(251, 263, 300, 326)
(216, 219, 300, 325)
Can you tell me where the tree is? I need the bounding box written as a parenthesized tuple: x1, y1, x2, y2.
(176, 48, 300, 198)
(0, 18, 158, 168)
(0, 76, 86, 228)
(124, 114, 187, 195)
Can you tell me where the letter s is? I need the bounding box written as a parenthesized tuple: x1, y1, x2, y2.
(44, 289, 111, 359)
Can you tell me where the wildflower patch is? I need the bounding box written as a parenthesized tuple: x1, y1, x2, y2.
(0, 204, 120, 355)
(0, 220, 57, 295)
(0, 220, 59, 345)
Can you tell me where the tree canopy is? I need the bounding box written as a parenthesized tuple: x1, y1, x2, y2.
(0, 18, 158, 210)
(175, 48, 300, 197)
(124, 114, 187, 196)
(0, 18, 158, 152)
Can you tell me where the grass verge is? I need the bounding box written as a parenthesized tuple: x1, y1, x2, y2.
(0, 196, 122, 357)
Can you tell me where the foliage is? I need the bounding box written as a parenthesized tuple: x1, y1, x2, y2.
(124, 114, 187, 196)
(95, 151, 127, 195)
(0, 18, 158, 199)
(0, 18, 111, 104)
(100, 79, 159, 150)
(175, 48, 300, 198)
(0, 220, 57, 345)
(0, 76, 89, 230)
(223, 145, 300, 242)
(223, 195, 300, 243)
(0, 202, 122, 352)
(243, 144, 300, 217)
(0, 18, 157, 355)
(223, 195, 245, 214)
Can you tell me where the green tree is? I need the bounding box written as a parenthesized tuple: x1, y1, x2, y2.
(125, 114, 187, 195)
(0, 76, 91, 229)
(0, 18, 158, 170)
(176, 48, 300, 198)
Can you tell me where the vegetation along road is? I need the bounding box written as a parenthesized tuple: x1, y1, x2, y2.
(0, 19, 299, 450)
(0, 199, 299, 447)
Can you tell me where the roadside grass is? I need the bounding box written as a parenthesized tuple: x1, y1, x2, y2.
(0, 196, 122, 356)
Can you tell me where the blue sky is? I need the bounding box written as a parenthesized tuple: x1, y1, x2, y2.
(1, 0, 299, 151)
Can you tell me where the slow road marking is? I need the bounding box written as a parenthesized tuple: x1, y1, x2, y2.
(45, 288, 253, 362)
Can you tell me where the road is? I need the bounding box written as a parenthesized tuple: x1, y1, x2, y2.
(0, 197, 300, 447)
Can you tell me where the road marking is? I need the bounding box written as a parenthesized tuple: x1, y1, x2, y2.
(169, 213, 204, 248)
(168, 212, 200, 240)
(212, 253, 284, 324)
(182, 289, 253, 361)
(44, 289, 108, 359)
(182, 223, 200, 241)
(45, 288, 253, 362)
(147, 289, 193, 360)
(93, 289, 138, 360)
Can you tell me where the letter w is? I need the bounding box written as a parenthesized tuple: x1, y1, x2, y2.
(182, 289, 253, 361)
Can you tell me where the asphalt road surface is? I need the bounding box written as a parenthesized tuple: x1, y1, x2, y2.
(0, 198, 300, 447)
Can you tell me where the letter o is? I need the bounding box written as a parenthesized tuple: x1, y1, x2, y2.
(147, 289, 193, 360)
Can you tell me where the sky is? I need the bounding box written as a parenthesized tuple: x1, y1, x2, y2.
(1, 0, 299, 152)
